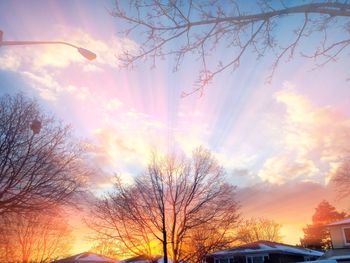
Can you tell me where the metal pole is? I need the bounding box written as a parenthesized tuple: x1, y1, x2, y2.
(0, 30, 96, 60)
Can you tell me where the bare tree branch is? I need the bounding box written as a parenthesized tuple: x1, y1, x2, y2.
(0, 94, 88, 215)
(89, 147, 239, 263)
(236, 217, 282, 244)
(332, 159, 350, 199)
(0, 207, 71, 262)
(112, 0, 350, 96)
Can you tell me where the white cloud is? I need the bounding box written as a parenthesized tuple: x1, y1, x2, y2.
(22, 70, 62, 101)
(104, 98, 123, 110)
(258, 154, 318, 184)
(0, 49, 21, 70)
(0, 26, 138, 101)
(86, 107, 169, 175)
(214, 152, 257, 170)
(325, 162, 341, 185)
(257, 83, 350, 184)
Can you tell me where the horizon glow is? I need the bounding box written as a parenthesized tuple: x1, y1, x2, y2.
(0, 0, 350, 255)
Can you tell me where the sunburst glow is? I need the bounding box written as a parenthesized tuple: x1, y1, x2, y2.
(1, 0, 350, 258)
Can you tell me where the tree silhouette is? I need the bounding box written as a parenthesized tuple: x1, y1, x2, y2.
(181, 226, 236, 263)
(332, 159, 350, 199)
(90, 148, 239, 263)
(0, 207, 71, 263)
(301, 200, 346, 250)
(0, 93, 87, 215)
(112, 0, 350, 95)
(236, 217, 282, 244)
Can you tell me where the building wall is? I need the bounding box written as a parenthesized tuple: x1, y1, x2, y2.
(210, 254, 312, 263)
(206, 256, 215, 263)
(329, 224, 350, 249)
(269, 254, 305, 263)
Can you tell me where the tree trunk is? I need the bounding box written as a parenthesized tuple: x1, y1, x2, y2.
(162, 215, 168, 263)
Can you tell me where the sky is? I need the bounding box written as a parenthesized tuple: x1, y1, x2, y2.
(0, 0, 350, 255)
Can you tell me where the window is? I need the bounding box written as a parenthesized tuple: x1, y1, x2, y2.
(246, 256, 267, 263)
(343, 227, 350, 245)
(253, 257, 264, 263)
(214, 257, 230, 263)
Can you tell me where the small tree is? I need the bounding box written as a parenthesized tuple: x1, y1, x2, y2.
(301, 200, 346, 250)
(181, 226, 236, 263)
(236, 217, 282, 244)
(0, 93, 86, 215)
(90, 239, 121, 261)
(90, 148, 239, 263)
(0, 207, 71, 263)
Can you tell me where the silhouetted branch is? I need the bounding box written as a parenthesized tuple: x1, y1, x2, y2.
(90, 148, 239, 263)
(0, 94, 87, 215)
(112, 0, 350, 96)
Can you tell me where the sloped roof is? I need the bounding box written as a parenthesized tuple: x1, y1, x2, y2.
(52, 252, 118, 263)
(120, 255, 161, 263)
(209, 240, 323, 257)
(327, 217, 350, 226)
(320, 248, 350, 260)
(119, 255, 171, 263)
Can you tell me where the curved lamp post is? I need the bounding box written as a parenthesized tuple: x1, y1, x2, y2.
(0, 30, 96, 60)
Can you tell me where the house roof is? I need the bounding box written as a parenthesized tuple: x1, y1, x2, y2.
(320, 248, 350, 260)
(327, 217, 350, 227)
(52, 252, 118, 263)
(120, 255, 161, 263)
(209, 240, 323, 257)
(119, 255, 170, 263)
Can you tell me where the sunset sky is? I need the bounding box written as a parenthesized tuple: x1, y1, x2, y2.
(0, 0, 350, 255)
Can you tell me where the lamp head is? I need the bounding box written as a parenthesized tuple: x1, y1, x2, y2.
(77, 47, 97, 61)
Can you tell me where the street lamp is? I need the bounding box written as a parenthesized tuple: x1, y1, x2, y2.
(0, 30, 96, 60)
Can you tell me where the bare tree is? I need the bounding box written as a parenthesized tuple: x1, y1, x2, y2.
(181, 225, 236, 263)
(112, 0, 350, 95)
(236, 217, 282, 244)
(90, 148, 239, 263)
(332, 159, 350, 199)
(0, 94, 87, 215)
(90, 239, 122, 261)
(0, 207, 71, 263)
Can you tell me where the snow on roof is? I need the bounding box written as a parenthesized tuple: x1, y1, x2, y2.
(327, 217, 350, 226)
(320, 248, 350, 260)
(75, 252, 116, 262)
(298, 260, 337, 263)
(119, 255, 172, 263)
(328, 255, 350, 260)
(209, 241, 323, 257)
(53, 252, 118, 262)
